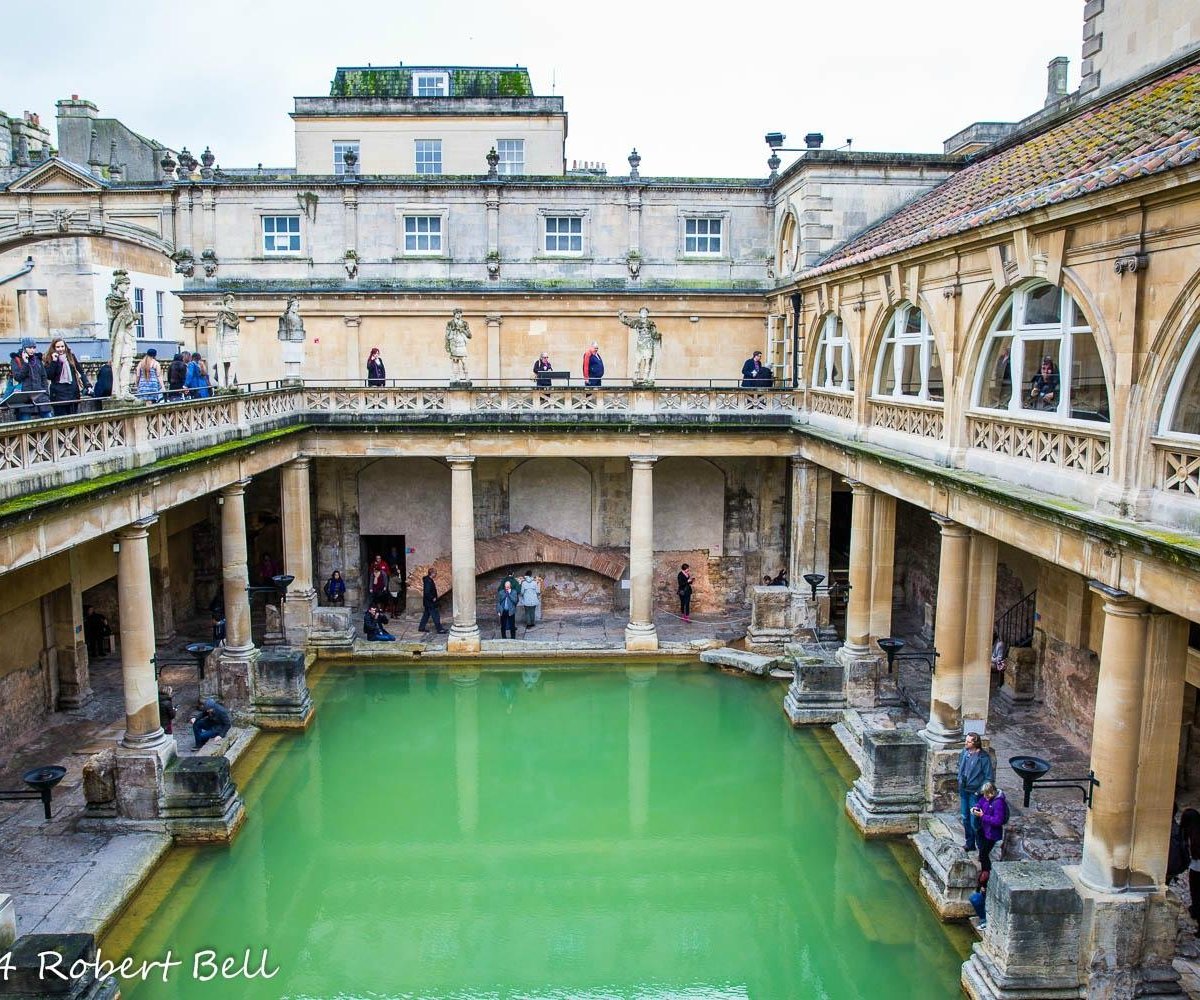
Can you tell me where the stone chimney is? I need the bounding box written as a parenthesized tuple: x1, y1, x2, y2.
(1045, 56, 1070, 106)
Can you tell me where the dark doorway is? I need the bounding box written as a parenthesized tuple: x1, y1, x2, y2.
(360, 534, 406, 613)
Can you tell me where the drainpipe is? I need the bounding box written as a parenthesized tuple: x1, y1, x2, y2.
(790, 291, 802, 389)
(0, 256, 34, 285)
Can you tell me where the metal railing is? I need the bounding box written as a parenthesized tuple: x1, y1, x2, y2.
(995, 591, 1037, 649)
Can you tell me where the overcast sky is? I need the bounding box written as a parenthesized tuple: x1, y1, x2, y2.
(3, 0, 1083, 178)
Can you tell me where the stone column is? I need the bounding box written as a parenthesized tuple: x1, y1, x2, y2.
(919, 516, 972, 748)
(625, 456, 659, 651)
(281, 458, 317, 646)
(447, 457, 481, 654)
(868, 492, 896, 645)
(843, 480, 874, 652)
(1080, 585, 1151, 892)
(787, 458, 832, 626)
(55, 550, 91, 709)
(116, 518, 165, 749)
(219, 479, 258, 705)
(486, 313, 502, 382)
(151, 517, 176, 644)
(961, 533, 999, 731)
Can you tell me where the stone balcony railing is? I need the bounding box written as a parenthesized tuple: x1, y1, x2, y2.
(0, 382, 801, 503)
(1156, 437, 1200, 498)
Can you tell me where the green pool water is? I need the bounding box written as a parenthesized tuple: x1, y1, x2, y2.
(104, 663, 970, 999)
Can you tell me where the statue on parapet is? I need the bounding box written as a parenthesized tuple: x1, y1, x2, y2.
(445, 308, 472, 382)
(105, 269, 138, 400)
(619, 306, 662, 384)
(277, 296, 305, 343)
(215, 292, 241, 386)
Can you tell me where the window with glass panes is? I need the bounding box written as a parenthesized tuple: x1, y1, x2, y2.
(1163, 326, 1200, 436)
(404, 215, 442, 253)
(872, 302, 943, 401)
(413, 73, 448, 96)
(497, 139, 524, 175)
(684, 217, 722, 254)
(415, 140, 442, 174)
(263, 216, 301, 254)
(544, 216, 582, 253)
(134, 288, 145, 338)
(333, 142, 360, 175)
(156, 291, 164, 338)
(972, 283, 1109, 423)
(812, 314, 854, 391)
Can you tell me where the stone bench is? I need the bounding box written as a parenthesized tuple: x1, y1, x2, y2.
(195, 725, 254, 767)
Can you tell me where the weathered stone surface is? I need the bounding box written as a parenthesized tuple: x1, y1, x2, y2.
(998, 645, 1037, 707)
(784, 653, 845, 725)
(913, 820, 980, 920)
(81, 750, 115, 814)
(251, 649, 314, 729)
(4, 933, 119, 999)
(162, 756, 245, 845)
(111, 747, 167, 822)
(845, 728, 927, 837)
(699, 647, 781, 676)
(308, 606, 357, 650)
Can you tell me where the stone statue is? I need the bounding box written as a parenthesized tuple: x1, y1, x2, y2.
(619, 307, 662, 384)
(444, 308, 472, 382)
(105, 270, 138, 400)
(215, 293, 241, 387)
(277, 296, 305, 343)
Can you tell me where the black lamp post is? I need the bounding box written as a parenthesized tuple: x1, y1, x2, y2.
(1009, 755, 1099, 809)
(0, 766, 67, 820)
(185, 642, 215, 680)
(801, 572, 850, 602)
(876, 635, 939, 674)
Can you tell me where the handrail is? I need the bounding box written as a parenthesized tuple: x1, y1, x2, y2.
(995, 590, 1037, 649)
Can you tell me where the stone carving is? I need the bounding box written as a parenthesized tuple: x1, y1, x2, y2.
(486, 250, 500, 278)
(626, 250, 642, 280)
(172, 247, 195, 277)
(105, 270, 139, 399)
(214, 293, 240, 387)
(51, 208, 70, 232)
(445, 308, 472, 381)
(200, 247, 218, 277)
(343, 249, 358, 279)
(277, 296, 306, 343)
(619, 306, 662, 384)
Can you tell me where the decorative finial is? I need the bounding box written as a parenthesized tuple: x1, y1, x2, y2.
(485, 147, 500, 180)
(628, 147, 641, 179)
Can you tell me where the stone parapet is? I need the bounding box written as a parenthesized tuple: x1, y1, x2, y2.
(308, 606, 357, 650)
(783, 652, 845, 725)
(251, 649, 315, 730)
(161, 756, 246, 844)
(845, 728, 927, 837)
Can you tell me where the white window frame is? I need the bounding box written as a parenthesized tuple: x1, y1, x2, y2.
(496, 138, 525, 176)
(134, 287, 145, 339)
(812, 313, 853, 392)
(413, 72, 449, 97)
(333, 141, 360, 175)
(1160, 324, 1200, 438)
(155, 290, 164, 338)
(970, 283, 1107, 425)
(261, 215, 302, 256)
(414, 139, 442, 175)
(401, 213, 445, 255)
(541, 213, 585, 256)
(682, 216, 724, 256)
(871, 301, 942, 402)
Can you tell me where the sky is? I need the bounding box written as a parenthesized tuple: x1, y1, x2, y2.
(1, 0, 1083, 178)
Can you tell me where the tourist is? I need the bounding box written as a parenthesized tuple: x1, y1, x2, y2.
(533, 351, 554, 387)
(770, 568, 789, 586)
(363, 605, 396, 641)
(9, 337, 52, 419)
(366, 347, 386, 386)
(583, 342, 604, 386)
(419, 567, 447, 634)
(167, 352, 188, 400)
(191, 697, 232, 750)
(991, 633, 1007, 675)
(1028, 357, 1059, 409)
(762, 575, 773, 585)
(520, 569, 540, 629)
(958, 733, 994, 852)
(969, 869, 989, 928)
(135, 349, 163, 402)
(185, 352, 211, 398)
(83, 605, 111, 658)
(741, 350, 773, 388)
(323, 570, 346, 605)
(210, 590, 226, 643)
(158, 685, 177, 734)
(46, 337, 91, 416)
(677, 563, 694, 622)
(368, 555, 389, 608)
(497, 579, 519, 639)
(498, 571, 521, 595)
(1181, 808, 1200, 931)
(91, 362, 113, 400)
(972, 781, 1010, 871)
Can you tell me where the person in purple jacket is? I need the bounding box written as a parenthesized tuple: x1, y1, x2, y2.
(972, 781, 1010, 872)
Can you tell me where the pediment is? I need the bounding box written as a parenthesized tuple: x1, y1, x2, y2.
(6, 158, 106, 193)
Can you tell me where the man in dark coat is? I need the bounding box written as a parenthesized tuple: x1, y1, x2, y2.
(741, 351, 773, 388)
(10, 337, 52, 419)
(167, 353, 188, 399)
(419, 568, 448, 633)
(191, 697, 232, 749)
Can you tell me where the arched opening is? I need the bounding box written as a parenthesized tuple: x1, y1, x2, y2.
(871, 302, 943, 402)
(972, 283, 1110, 423)
(1161, 323, 1200, 436)
(811, 313, 854, 392)
(777, 211, 798, 274)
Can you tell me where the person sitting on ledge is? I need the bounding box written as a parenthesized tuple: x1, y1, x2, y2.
(323, 570, 346, 605)
(363, 604, 396, 641)
(191, 697, 232, 750)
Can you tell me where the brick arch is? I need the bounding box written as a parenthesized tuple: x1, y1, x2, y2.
(407, 526, 627, 597)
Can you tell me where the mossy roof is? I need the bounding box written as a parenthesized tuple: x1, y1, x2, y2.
(330, 66, 534, 98)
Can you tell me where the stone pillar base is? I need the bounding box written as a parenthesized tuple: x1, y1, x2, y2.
(926, 744, 968, 814)
(447, 624, 482, 654)
(961, 862, 1083, 1000)
(308, 607, 357, 650)
(836, 645, 884, 709)
(783, 653, 845, 725)
(624, 622, 659, 652)
(844, 728, 927, 837)
(996, 646, 1038, 708)
(56, 683, 94, 712)
(209, 644, 260, 715)
(112, 738, 175, 821)
(251, 649, 315, 730)
(912, 827, 980, 919)
(162, 755, 246, 844)
(282, 590, 318, 647)
(747, 587, 809, 651)
(0, 894, 15, 949)
(5, 934, 120, 999)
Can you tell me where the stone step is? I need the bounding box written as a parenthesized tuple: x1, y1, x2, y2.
(698, 648, 783, 676)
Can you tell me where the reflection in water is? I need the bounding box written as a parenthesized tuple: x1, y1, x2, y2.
(106, 665, 969, 1000)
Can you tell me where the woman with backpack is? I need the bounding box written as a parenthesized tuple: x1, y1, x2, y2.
(972, 781, 1010, 872)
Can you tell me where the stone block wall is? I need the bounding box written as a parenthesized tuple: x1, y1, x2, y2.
(0, 601, 48, 745)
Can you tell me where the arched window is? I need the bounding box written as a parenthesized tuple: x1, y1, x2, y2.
(778, 212, 798, 274)
(1161, 325, 1200, 436)
(811, 314, 854, 391)
(872, 302, 943, 402)
(972, 283, 1109, 423)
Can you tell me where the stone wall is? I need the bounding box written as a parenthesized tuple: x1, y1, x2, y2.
(1039, 633, 1100, 744)
(0, 601, 48, 745)
(894, 500, 940, 620)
